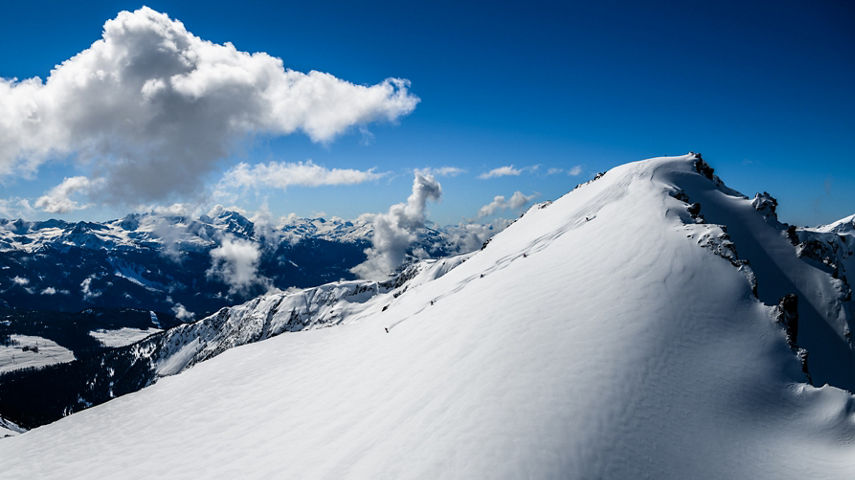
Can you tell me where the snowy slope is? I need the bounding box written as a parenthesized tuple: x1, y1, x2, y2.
(2, 154, 854, 478)
(0, 258, 468, 429)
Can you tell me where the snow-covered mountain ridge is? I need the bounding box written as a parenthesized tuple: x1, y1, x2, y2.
(0, 256, 468, 428)
(2, 154, 854, 478)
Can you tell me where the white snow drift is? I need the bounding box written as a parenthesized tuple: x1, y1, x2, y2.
(2, 155, 854, 479)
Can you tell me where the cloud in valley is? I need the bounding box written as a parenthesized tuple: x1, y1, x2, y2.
(351, 172, 441, 280)
(207, 235, 269, 294)
(0, 7, 418, 205)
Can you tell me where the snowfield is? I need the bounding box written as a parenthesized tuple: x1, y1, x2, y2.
(1, 154, 854, 478)
(0, 335, 75, 374)
(89, 327, 163, 348)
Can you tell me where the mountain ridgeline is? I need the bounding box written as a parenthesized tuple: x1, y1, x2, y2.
(0, 210, 485, 317)
(3, 154, 855, 479)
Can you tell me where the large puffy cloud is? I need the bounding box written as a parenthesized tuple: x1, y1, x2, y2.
(0, 7, 418, 203)
(218, 160, 385, 191)
(478, 191, 536, 217)
(351, 172, 441, 280)
(206, 235, 269, 294)
(34, 176, 103, 213)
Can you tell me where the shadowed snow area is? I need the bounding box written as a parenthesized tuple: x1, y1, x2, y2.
(2, 155, 854, 478)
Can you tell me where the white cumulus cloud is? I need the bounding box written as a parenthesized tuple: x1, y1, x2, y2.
(478, 191, 536, 217)
(34, 176, 103, 213)
(0, 6, 418, 204)
(568, 165, 583, 176)
(351, 172, 441, 280)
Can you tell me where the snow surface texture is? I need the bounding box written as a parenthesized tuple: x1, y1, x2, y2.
(0, 335, 75, 374)
(2, 155, 855, 478)
(89, 327, 162, 348)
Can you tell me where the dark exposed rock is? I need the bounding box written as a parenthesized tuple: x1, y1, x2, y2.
(669, 190, 690, 203)
(776, 293, 799, 348)
(692, 153, 715, 180)
(786, 225, 799, 246)
(687, 203, 702, 217)
(751, 192, 779, 223)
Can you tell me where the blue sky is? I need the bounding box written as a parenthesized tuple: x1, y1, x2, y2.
(0, 0, 852, 226)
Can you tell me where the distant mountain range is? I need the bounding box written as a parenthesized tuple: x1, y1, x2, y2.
(0, 208, 497, 318)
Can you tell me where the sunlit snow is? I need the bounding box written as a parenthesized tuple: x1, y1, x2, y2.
(2, 155, 853, 479)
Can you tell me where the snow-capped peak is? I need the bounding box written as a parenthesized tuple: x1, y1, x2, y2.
(3, 154, 854, 479)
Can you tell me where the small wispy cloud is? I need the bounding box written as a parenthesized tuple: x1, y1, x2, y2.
(478, 191, 536, 217)
(545, 165, 583, 176)
(0, 197, 35, 219)
(478, 165, 523, 179)
(477, 164, 542, 179)
(218, 160, 386, 192)
(418, 166, 466, 177)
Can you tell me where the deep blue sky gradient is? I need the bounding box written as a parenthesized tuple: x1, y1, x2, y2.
(0, 0, 853, 225)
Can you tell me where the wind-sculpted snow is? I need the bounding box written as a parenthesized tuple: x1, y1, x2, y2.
(2, 154, 854, 479)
